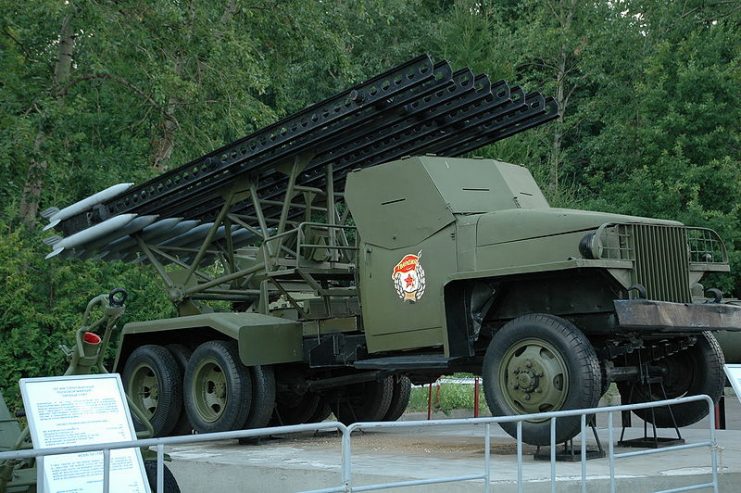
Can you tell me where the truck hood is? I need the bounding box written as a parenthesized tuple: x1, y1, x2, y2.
(476, 208, 682, 247)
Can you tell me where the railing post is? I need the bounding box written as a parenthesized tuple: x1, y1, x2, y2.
(580, 414, 587, 493)
(550, 417, 556, 493)
(157, 443, 165, 493)
(483, 423, 491, 493)
(516, 421, 523, 493)
(608, 411, 615, 493)
(342, 425, 353, 492)
(707, 397, 719, 493)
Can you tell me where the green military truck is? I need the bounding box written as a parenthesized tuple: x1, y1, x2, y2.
(42, 55, 741, 446)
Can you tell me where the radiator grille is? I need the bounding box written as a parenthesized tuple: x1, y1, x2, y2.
(632, 224, 691, 303)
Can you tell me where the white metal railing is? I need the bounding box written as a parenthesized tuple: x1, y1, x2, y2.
(0, 395, 718, 493)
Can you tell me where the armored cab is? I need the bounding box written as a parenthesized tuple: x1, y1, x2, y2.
(346, 156, 547, 353)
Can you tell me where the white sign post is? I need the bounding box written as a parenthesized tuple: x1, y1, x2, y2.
(724, 364, 741, 405)
(20, 374, 150, 493)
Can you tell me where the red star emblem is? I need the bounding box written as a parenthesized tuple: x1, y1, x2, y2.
(404, 274, 415, 287)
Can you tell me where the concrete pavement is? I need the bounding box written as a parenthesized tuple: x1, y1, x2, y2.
(164, 402, 740, 492)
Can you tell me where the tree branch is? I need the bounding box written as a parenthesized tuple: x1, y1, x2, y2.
(60, 73, 162, 113)
(2, 26, 35, 62)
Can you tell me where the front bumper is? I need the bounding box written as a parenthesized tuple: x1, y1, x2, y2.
(614, 299, 741, 333)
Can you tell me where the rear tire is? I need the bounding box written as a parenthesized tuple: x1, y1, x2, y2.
(308, 399, 332, 423)
(166, 344, 193, 435)
(123, 345, 182, 437)
(618, 332, 725, 428)
(482, 314, 601, 446)
(383, 375, 412, 421)
(184, 340, 252, 433)
(275, 392, 320, 425)
(243, 365, 276, 429)
(334, 377, 394, 425)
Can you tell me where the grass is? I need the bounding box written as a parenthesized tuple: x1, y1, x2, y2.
(408, 381, 487, 415)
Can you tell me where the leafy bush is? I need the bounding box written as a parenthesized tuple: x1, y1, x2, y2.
(0, 220, 172, 411)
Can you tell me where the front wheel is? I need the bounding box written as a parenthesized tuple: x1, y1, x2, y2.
(482, 314, 601, 446)
(618, 332, 725, 427)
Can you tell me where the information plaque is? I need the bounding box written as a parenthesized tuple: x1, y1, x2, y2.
(725, 364, 741, 405)
(20, 374, 150, 493)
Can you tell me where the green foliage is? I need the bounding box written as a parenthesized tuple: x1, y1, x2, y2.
(0, 0, 738, 409)
(0, 220, 172, 410)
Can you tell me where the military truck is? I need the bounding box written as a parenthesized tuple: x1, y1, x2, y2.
(42, 55, 741, 446)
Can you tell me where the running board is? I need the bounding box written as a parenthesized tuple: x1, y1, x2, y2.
(353, 355, 453, 370)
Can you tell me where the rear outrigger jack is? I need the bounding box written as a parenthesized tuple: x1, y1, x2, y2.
(618, 374, 684, 449)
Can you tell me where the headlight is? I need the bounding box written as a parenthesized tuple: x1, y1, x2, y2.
(579, 231, 603, 259)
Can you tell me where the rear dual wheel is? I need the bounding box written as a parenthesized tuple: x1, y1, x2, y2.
(183, 340, 276, 433)
(165, 344, 193, 435)
(275, 392, 323, 425)
(123, 345, 182, 437)
(383, 375, 412, 422)
(124, 340, 276, 436)
(333, 374, 412, 424)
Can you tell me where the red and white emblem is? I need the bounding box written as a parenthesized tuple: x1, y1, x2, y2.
(392, 252, 426, 303)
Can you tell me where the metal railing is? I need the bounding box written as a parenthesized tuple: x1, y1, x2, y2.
(0, 395, 718, 493)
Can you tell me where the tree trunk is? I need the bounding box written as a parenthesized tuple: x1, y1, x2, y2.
(547, 0, 576, 199)
(18, 12, 76, 227)
(549, 53, 566, 196)
(151, 100, 179, 172)
(151, 55, 182, 173)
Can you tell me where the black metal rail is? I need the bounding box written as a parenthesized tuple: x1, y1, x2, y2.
(57, 54, 558, 237)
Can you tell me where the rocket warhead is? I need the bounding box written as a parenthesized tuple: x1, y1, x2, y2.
(42, 183, 134, 231)
(45, 214, 137, 259)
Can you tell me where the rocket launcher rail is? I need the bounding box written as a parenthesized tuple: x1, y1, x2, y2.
(43, 54, 558, 260)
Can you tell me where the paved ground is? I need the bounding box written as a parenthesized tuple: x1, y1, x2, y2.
(165, 392, 741, 492)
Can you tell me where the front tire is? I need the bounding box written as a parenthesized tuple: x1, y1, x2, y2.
(619, 332, 725, 427)
(482, 314, 601, 446)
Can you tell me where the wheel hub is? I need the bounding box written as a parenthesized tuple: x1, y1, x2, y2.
(513, 361, 543, 393)
(194, 361, 228, 422)
(130, 365, 159, 417)
(500, 339, 569, 415)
